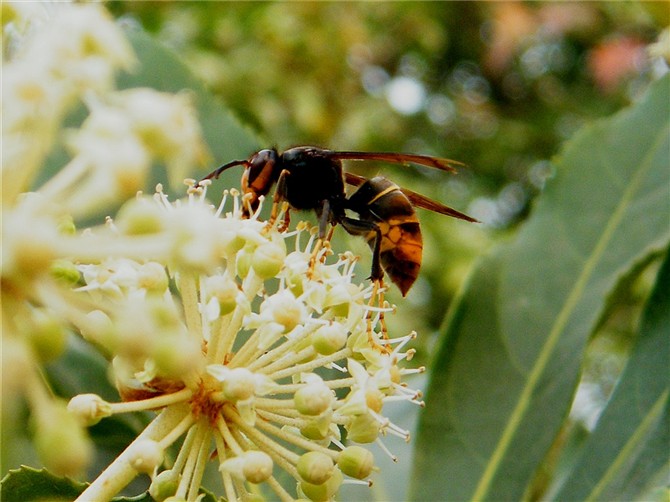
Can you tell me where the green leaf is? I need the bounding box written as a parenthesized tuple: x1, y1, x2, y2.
(46, 336, 118, 402)
(1, 466, 87, 502)
(410, 74, 670, 501)
(0, 465, 216, 502)
(554, 251, 670, 501)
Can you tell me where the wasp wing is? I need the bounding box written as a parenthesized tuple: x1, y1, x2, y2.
(398, 185, 479, 222)
(330, 151, 463, 173)
(344, 172, 478, 223)
(343, 171, 368, 187)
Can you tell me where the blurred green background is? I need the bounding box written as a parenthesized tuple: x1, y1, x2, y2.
(109, 1, 666, 357)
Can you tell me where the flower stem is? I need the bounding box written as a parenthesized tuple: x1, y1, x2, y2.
(75, 404, 190, 502)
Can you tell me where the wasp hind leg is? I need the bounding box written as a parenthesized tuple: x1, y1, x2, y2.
(340, 217, 390, 353)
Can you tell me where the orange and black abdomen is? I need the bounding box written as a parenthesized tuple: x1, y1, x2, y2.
(348, 176, 423, 296)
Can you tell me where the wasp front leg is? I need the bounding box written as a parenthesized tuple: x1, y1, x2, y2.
(307, 199, 335, 278)
(267, 169, 291, 232)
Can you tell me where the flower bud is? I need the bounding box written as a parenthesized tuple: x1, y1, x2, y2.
(325, 283, 361, 318)
(28, 308, 67, 363)
(221, 451, 273, 484)
(33, 401, 92, 477)
(2, 338, 32, 404)
(152, 335, 203, 379)
(222, 367, 256, 402)
(149, 470, 179, 501)
(67, 393, 112, 426)
(128, 439, 164, 474)
(236, 245, 253, 278)
(312, 322, 347, 355)
(346, 414, 380, 444)
(78, 309, 117, 350)
(57, 214, 77, 235)
(115, 197, 164, 235)
(337, 446, 374, 479)
(299, 466, 343, 501)
(204, 274, 238, 316)
(267, 290, 305, 333)
(242, 451, 273, 484)
(294, 380, 334, 416)
(138, 262, 169, 293)
(251, 239, 286, 279)
(297, 451, 334, 485)
(50, 259, 82, 285)
(300, 416, 331, 441)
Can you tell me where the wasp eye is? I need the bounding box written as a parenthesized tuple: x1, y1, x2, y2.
(241, 149, 280, 213)
(246, 149, 279, 184)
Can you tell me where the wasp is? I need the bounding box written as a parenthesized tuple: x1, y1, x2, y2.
(197, 146, 477, 296)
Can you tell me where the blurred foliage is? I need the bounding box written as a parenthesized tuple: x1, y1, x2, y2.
(109, 1, 667, 352)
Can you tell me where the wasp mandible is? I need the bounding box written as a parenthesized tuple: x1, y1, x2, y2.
(197, 146, 478, 296)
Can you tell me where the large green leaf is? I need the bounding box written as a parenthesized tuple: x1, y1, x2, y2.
(0, 465, 217, 502)
(1, 466, 88, 502)
(410, 75, 670, 501)
(554, 250, 669, 501)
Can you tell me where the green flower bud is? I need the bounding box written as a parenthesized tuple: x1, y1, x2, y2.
(28, 308, 67, 362)
(79, 309, 117, 350)
(33, 401, 92, 477)
(251, 239, 286, 279)
(326, 283, 360, 317)
(312, 322, 347, 355)
(116, 197, 164, 235)
(297, 451, 334, 485)
(337, 446, 374, 479)
(57, 214, 76, 235)
(149, 470, 179, 501)
(205, 274, 238, 316)
(50, 259, 82, 285)
(299, 466, 343, 501)
(152, 335, 202, 378)
(236, 245, 253, 278)
(346, 414, 380, 444)
(138, 262, 169, 293)
(300, 417, 331, 441)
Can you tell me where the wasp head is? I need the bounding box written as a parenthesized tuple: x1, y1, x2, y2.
(241, 149, 280, 214)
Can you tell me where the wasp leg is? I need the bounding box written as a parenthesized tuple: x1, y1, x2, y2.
(268, 169, 291, 232)
(340, 217, 389, 352)
(307, 199, 333, 278)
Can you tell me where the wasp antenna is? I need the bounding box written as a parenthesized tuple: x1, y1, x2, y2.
(196, 159, 249, 187)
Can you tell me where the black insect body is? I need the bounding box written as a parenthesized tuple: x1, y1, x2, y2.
(198, 146, 477, 296)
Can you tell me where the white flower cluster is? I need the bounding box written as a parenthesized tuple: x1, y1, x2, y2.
(2, 2, 206, 480)
(70, 187, 424, 502)
(2, 4, 424, 501)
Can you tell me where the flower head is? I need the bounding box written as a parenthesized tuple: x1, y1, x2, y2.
(66, 187, 424, 502)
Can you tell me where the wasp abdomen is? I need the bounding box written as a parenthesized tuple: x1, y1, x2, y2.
(353, 178, 424, 296)
(369, 217, 422, 296)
